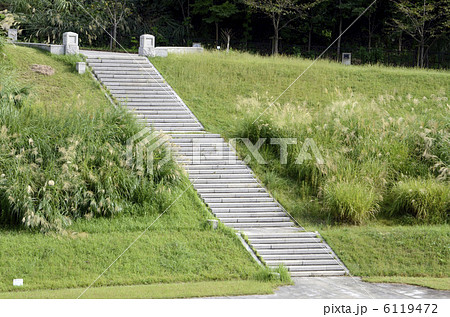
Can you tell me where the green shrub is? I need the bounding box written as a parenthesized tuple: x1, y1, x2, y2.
(389, 178, 449, 223)
(0, 55, 182, 232)
(324, 180, 380, 224)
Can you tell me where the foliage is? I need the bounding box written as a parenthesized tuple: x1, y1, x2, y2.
(152, 51, 450, 226)
(6, 0, 103, 44)
(324, 180, 380, 224)
(391, 0, 450, 67)
(0, 45, 184, 232)
(389, 178, 449, 223)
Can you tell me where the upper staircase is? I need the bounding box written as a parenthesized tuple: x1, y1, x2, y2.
(82, 50, 347, 277)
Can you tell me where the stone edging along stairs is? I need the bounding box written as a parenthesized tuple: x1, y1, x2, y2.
(82, 50, 347, 277)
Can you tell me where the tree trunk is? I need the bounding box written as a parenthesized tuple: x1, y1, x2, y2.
(420, 39, 425, 68)
(272, 15, 280, 56)
(109, 26, 113, 50)
(308, 23, 312, 53)
(112, 23, 118, 50)
(273, 28, 279, 55)
(215, 22, 219, 48)
(368, 15, 372, 51)
(337, 15, 342, 61)
(337, 0, 342, 61)
(398, 31, 402, 52)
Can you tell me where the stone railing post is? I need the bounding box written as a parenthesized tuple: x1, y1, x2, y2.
(63, 32, 79, 55)
(8, 29, 18, 41)
(138, 34, 155, 56)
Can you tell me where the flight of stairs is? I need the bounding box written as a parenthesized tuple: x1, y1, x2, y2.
(83, 50, 347, 277)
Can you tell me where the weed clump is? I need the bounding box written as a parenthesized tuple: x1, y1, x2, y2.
(389, 178, 449, 223)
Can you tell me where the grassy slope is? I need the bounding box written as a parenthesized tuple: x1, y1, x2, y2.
(0, 280, 280, 299)
(0, 46, 280, 296)
(152, 51, 450, 289)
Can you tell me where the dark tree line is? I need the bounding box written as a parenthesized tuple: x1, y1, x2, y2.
(1, 0, 449, 68)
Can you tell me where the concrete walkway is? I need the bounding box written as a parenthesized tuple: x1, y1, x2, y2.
(216, 277, 450, 299)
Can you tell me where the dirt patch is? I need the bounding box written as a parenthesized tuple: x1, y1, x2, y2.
(30, 64, 55, 76)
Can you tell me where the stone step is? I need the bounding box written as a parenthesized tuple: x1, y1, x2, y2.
(252, 243, 325, 250)
(200, 193, 271, 199)
(283, 265, 344, 272)
(95, 70, 158, 75)
(209, 202, 278, 208)
(191, 178, 257, 184)
(89, 64, 153, 69)
(132, 110, 190, 114)
(188, 174, 254, 180)
(115, 94, 176, 99)
(148, 127, 204, 132)
(204, 197, 273, 203)
(170, 133, 222, 138)
(119, 97, 179, 102)
(86, 57, 148, 63)
(184, 165, 248, 170)
(195, 187, 265, 193)
(261, 254, 334, 260)
(248, 237, 321, 244)
(290, 271, 346, 277)
(266, 259, 340, 266)
(128, 106, 187, 111)
(257, 249, 331, 255)
(137, 115, 193, 120)
(245, 231, 317, 239)
(109, 87, 173, 92)
(215, 212, 286, 218)
(101, 78, 166, 83)
(226, 222, 295, 229)
(193, 183, 260, 189)
(105, 82, 168, 87)
(211, 206, 282, 213)
(221, 217, 291, 223)
(97, 74, 160, 79)
(187, 169, 252, 175)
(124, 102, 181, 106)
(178, 160, 243, 166)
(144, 122, 201, 127)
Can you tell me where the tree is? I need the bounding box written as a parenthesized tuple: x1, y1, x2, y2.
(101, 0, 132, 50)
(192, 0, 237, 47)
(7, 0, 103, 45)
(392, 0, 449, 67)
(244, 0, 315, 55)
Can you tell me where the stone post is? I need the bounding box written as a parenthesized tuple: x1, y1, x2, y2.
(63, 32, 79, 55)
(7, 29, 18, 41)
(138, 34, 155, 56)
(342, 53, 351, 65)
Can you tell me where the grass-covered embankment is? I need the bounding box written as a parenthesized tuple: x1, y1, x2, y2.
(152, 51, 450, 289)
(0, 45, 286, 296)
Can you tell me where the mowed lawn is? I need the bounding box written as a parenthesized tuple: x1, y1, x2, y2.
(0, 46, 285, 298)
(152, 51, 450, 290)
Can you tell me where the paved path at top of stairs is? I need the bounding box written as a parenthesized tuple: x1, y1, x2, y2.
(83, 50, 347, 277)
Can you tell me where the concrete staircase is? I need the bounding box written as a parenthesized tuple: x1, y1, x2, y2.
(83, 50, 346, 277)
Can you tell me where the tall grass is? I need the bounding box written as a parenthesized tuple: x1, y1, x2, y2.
(0, 48, 181, 232)
(389, 178, 449, 223)
(153, 52, 449, 225)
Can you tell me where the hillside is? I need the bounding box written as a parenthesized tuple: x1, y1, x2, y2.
(0, 45, 286, 297)
(152, 51, 450, 289)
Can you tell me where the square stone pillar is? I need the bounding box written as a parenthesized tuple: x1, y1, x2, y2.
(76, 62, 86, 74)
(138, 34, 155, 56)
(63, 32, 79, 55)
(342, 53, 351, 65)
(8, 29, 18, 41)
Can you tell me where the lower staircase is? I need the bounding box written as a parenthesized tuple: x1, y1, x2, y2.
(82, 50, 347, 277)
